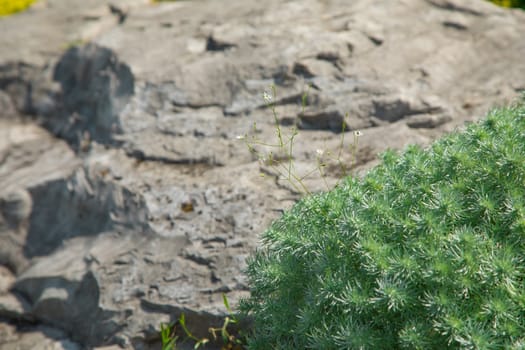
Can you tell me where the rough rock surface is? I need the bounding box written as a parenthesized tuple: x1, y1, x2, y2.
(0, 0, 524, 348)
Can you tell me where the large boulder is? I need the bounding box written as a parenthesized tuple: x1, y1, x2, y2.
(0, 0, 524, 348)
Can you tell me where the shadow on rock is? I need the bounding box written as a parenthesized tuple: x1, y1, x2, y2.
(24, 168, 148, 258)
(51, 43, 134, 148)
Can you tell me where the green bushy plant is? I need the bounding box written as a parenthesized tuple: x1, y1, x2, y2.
(241, 100, 525, 349)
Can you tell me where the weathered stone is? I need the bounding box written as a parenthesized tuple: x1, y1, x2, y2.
(299, 108, 346, 132)
(0, 0, 524, 348)
(406, 113, 453, 128)
(0, 266, 15, 294)
(50, 43, 134, 146)
(0, 91, 16, 118)
(0, 62, 58, 117)
(0, 323, 81, 350)
(0, 294, 32, 321)
(0, 189, 32, 232)
(0, 189, 32, 274)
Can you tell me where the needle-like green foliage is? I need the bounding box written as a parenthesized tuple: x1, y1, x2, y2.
(241, 99, 525, 349)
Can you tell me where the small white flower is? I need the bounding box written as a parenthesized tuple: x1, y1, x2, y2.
(263, 91, 272, 103)
(316, 149, 324, 157)
(236, 135, 246, 140)
(354, 130, 363, 137)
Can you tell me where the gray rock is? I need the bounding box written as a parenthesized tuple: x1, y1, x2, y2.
(0, 91, 16, 118)
(406, 113, 453, 129)
(50, 43, 134, 146)
(299, 108, 346, 132)
(0, 189, 32, 231)
(0, 189, 32, 275)
(0, 0, 524, 348)
(0, 122, 79, 273)
(0, 266, 15, 294)
(0, 323, 81, 350)
(0, 62, 59, 117)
